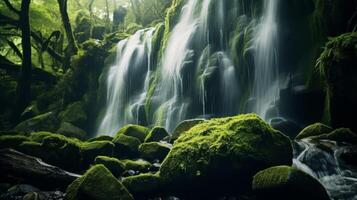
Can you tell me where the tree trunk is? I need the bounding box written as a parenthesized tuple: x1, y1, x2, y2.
(57, 0, 78, 69)
(16, 0, 32, 119)
(130, 0, 141, 23)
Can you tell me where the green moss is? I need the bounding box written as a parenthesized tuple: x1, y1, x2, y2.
(58, 101, 87, 127)
(310, 128, 357, 144)
(171, 119, 205, 141)
(162, 0, 185, 49)
(87, 135, 113, 142)
(57, 122, 87, 140)
(14, 112, 59, 134)
(80, 141, 115, 167)
(0, 135, 29, 149)
(145, 126, 169, 143)
(159, 114, 292, 194)
(138, 142, 171, 161)
(113, 124, 149, 142)
(122, 173, 162, 196)
(121, 159, 152, 172)
(295, 123, 333, 140)
(252, 166, 330, 200)
(113, 134, 141, 158)
(30, 132, 82, 144)
(65, 164, 134, 200)
(94, 156, 126, 177)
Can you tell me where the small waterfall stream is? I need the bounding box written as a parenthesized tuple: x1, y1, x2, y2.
(293, 139, 357, 200)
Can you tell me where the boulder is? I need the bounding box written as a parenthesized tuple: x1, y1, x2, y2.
(310, 128, 357, 145)
(159, 114, 292, 196)
(145, 126, 169, 143)
(58, 102, 87, 128)
(87, 135, 113, 142)
(171, 119, 205, 141)
(65, 164, 133, 200)
(57, 122, 86, 140)
(80, 141, 115, 168)
(121, 159, 152, 173)
(138, 142, 171, 161)
(114, 124, 149, 142)
(14, 112, 59, 134)
(122, 173, 162, 197)
(295, 123, 333, 140)
(252, 166, 330, 200)
(113, 134, 141, 158)
(94, 156, 126, 177)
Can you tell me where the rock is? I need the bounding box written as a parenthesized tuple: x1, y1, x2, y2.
(121, 159, 152, 173)
(271, 117, 303, 139)
(58, 101, 87, 128)
(159, 114, 292, 196)
(310, 128, 357, 145)
(57, 122, 86, 140)
(317, 33, 357, 132)
(21, 132, 82, 172)
(14, 112, 59, 134)
(340, 146, 357, 167)
(80, 141, 115, 168)
(0, 149, 79, 190)
(22, 191, 65, 200)
(20, 104, 39, 121)
(122, 173, 162, 197)
(94, 156, 126, 177)
(252, 166, 330, 200)
(145, 126, 169, 143)
(87, 135, 113, 142)
(65, 164, 133, 200)
(0, 135, 29, 149)
(295, 123, 333, 140)
(113, 134, 141, 158)
(171, 119, 205, 142)
(114, 124, 149, 142)
(138, 142, 171, 161)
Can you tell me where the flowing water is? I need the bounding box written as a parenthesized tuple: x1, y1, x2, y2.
(293, 139, 357, 200)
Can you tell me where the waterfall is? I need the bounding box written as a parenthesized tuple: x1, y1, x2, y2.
(293, 139, 357, 200)
(251, 0, 280, 120)
(96, 28, 155, 136)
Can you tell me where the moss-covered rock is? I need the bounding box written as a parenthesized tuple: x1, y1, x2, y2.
(0, 135, 29, 149)
(87, 135, 113, 142)
(252, 166, 330, 200)
(310, 128, 357, 144)
(113, 134, 141, 158)
(171, 119, 205, 141)
(138, 142, 171, 161)
(94, 156, 126, 177)
(57, 122, 86, 140)
(14, 112, 59, 134)
(58, 102, 87, 128)
(121, 159, 152, 172)
(65, 164, 133, 200)
(80, 141, 115, 168)
(145, 126, 169, 143)
(114, 124, 149, 142)
(159, 114, 292, 196)
(295, 123, 333, 140)
(122, 173, 162, 197)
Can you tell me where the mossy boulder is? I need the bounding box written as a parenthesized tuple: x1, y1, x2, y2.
(57, 122, 86, 140)
(94, 156, 126, 177)
(114, 125, 149, 142)
(295, 123, 333, 140)
(87, 135, 113, 142)
(159, 114, 292, 196)
(58, 102, 87, 128)
(14, 112, 59, 134)
(310, 128, 357, 145)
(80, 141, 115, 168)
(122, 173, 162, 197)
(113, 135, 141, 158)
(121, 159, 152, 172)
(65, 164, 133, 200)
(145, 126, 169, 143)
(252, 166, 330, 200)
(171, 119, 205, 141)
(0, 135, 29, 149)
(138, 142, 171, 161)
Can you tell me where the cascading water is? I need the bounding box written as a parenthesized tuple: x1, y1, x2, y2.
(293, 139, 357, 200)
(96, 28, 155, 135)
(251, 0, 280, 120)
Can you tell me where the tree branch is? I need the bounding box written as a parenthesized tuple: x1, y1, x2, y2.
(3, 0, 20, 15)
